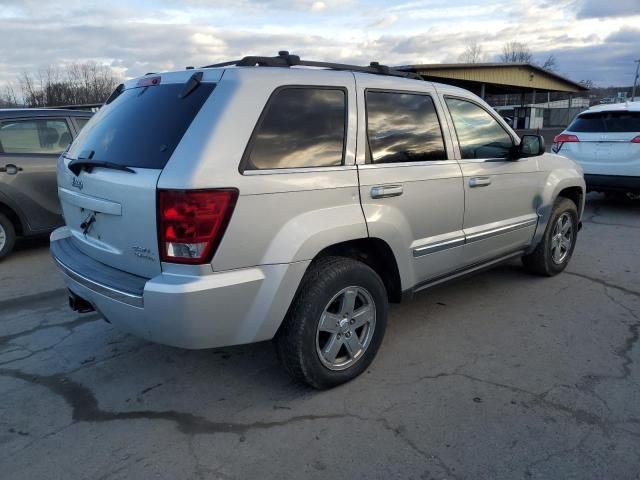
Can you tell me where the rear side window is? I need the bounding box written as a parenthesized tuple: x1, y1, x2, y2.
(570, 111, 640, 133)
(66, 82, 215, 169)
(366, 91, 446, 163)
(74, 117, 91, 131)
(0, 118, 72, 155)
(244, 87, 346, 170)
(445, 97, 514, 159)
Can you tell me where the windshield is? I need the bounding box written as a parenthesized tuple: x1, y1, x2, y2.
(569, 111, 640, 133)
(66, 82, 215, 169)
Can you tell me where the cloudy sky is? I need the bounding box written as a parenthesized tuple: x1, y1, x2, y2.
(1, 0, 639, 89)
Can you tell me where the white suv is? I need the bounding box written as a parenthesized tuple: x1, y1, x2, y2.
(51, 53, 585, 389)
(553, 101, 640, 196)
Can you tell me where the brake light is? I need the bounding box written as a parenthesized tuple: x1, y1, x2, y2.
(136, 76, 161, 87)
(157, 189, 238, 264)
(631, 136, 640, 143)
(553, 133, 579, 143)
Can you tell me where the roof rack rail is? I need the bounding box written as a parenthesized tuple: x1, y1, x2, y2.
(202, 51, 421, 80)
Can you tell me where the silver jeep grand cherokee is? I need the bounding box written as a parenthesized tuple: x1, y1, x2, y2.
(51, 52, 585, 389)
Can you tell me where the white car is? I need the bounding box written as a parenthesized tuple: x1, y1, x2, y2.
(553, 101, 640, 196)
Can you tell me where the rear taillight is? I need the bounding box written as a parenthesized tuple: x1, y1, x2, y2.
(553, 133, 580, 143)
(157, 189, 238, 264)
(631, 136, 640, 143)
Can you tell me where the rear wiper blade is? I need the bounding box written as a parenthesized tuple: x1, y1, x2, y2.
(68, 159, 136, 176)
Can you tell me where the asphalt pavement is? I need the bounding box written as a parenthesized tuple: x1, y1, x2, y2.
(0, 193, 639, 479)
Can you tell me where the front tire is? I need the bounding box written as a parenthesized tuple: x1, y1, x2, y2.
(522, 198, 578, 276)
(0, 213, 16, 261)
(275, 256, 388, 389)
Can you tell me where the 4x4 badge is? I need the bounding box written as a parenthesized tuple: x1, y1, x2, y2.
(72, 177, 83, 190)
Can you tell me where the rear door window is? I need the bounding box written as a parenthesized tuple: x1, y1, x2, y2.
(0, 118, 72, 155)
(365, 91, 447, 163)
(445, 97, 514, 159)
(66, 82, 215, 169)
(243, 87, 346, 170)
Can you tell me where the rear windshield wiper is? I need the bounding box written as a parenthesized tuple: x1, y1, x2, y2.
(68, 158, 136, 176)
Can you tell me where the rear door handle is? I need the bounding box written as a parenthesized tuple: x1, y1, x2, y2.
(371, 185, 403, 199)
(469, 176, 491, 188)
(0, 164, 23, 175)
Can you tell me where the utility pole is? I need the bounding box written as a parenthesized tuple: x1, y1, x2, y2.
(633, 59, 640, 102)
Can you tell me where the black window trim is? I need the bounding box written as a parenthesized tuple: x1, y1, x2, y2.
(443, 94, 517, 162)
(364, 88, 449, 165)
(239, 84, 349, 174)
(0, 116, 73, 157)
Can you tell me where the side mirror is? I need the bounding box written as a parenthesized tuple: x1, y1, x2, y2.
(517, 134, 546, 158)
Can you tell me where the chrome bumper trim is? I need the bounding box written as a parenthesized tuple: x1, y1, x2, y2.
(53, 256, 144, 308)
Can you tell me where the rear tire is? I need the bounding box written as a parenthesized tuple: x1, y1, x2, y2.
(0, 214, 16, 261)
(522, 198, 578, 276)
(275, 256, 388, 389)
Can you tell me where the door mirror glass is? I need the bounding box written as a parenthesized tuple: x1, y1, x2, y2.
(518, 134, 545, 158)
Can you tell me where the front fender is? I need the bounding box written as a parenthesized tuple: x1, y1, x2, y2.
(529, 156, 585, 252)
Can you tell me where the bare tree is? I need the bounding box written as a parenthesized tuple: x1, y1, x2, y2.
(541, 54, 557, 71)
(500, 41, 533, 63)
(0, 84, 20, 107)
(458, 41, 485, 64)
(18, 62, 122, 107)
(579, 79, 594, 90)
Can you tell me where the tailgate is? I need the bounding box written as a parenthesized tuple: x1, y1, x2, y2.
(57, 71, 219, 278)
(58, 160, 162, 278)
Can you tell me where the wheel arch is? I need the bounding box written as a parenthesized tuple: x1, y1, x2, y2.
(312, 237, 403, 304)
(527, 172, 586, 254)
(0, 200, 24, 236)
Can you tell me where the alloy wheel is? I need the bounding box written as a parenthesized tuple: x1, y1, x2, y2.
(315, 286, 376, 371)
(550, 212, 573, 264)
(0, 223, 6, 252)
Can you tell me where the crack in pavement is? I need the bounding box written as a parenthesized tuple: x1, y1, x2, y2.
(0, 288, 68, 311)
(582, 219, 640, 230)
(523, 428, 594, 478)
(0, 313, 101, 349)
(0, 367, 461, 477)
(0, 367, 351, 435)
(564, 271, 640, 298)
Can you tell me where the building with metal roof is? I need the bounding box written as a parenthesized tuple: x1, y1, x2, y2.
(397, 62, 589, 130)
(396, 62, 588, 98)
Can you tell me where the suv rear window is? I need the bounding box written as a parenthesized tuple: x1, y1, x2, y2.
(243, 87, 346, 170)
(66, 82, 215, 169)
(569, 111, 640, 133)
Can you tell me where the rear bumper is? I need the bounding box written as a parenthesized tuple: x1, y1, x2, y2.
(585, 174, 640, 193)
(50, 228, 308, 349)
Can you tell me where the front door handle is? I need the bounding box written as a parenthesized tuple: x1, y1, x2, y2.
(0, 164, 23, 175)
(371, 184, 403, 199)
(469, 176, 491, 188)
